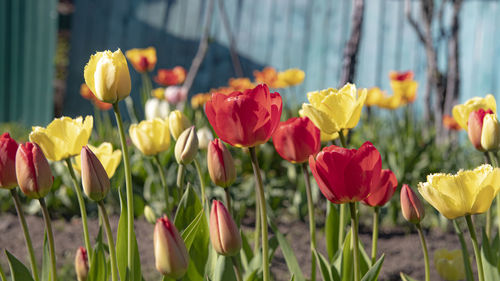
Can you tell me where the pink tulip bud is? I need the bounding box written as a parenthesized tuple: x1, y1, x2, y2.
(207, 139, 236, 188)
(80, 146, 110, 201)
(0, 133, 19, 189)
(75, 247, 89, 281)
(401, 184, 425, 224)
(154, 215, 189, 279)
(15, 142, 53, 199)
(209, 200, 242, 256)
(467, 109, 493, 150)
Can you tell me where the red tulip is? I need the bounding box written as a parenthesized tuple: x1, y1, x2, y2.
(154, 215, 189, 278)
(209, 200, 242, 256)
(400, 184, 425, 224)
(75, 247, 89, 281)
(0, 133, 19, 189)
(468, 108, 494, 150)
(205, 84, 282, 148)
(15, 142, 53, 199)
(272, 117, 320, 163)
(207, 139, 236, 188)
(363, 169, 398, 207)
(309, 141, 382, 204)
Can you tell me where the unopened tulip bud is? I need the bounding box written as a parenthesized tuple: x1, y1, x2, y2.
(80, 146, 110, 201)
(401, 184, 425, 224)
(175, 127, 198, 165)
(197, 127, 214, 150)
(144, 205, 157, 224)
(209, 200, 242, 256)
(169, 110, 191, 140)
(467, 109, 494, 150)
(15, 142, 53, 199)
(207, 139, 236, 188)
(481, 114, 500, 151)
(154, 216, 189, 279)
(0, 133, 19, 189)
(75, 247, 89, 281)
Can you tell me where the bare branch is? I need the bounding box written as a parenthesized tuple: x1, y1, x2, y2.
(405, 0, 427, 45)
(339, 0, 365, 86)
(217, 0, 244, 77)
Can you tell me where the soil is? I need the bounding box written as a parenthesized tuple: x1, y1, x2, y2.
(0, 213, 466, 281)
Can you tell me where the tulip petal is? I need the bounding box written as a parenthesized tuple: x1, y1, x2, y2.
(345, 88, 367, 129)
(300, 104, 339, 134)
(343, 142, 381, 202)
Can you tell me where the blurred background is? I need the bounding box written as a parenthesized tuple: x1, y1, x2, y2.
(2, 0, 498, 127)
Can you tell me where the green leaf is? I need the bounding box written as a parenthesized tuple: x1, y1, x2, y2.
(481, 230, 500, 281)
(361, 254, 384, 281)
(0, 262, 6, 281)
(325, 202, 339, 261)
(358, 239, 371, 276)
(240, 231, 253, 271)
(87, 227, 108, 281)
(399, 273, 419, 281)
(340, 232, 353, 281)
(5, 250, 35, 281)
(213, 255, 237, 281)
(313, 249, 333, 281)
(41, 233, 50, 281)
(270, 223, 306, 281)
(180, 209, 204, 250)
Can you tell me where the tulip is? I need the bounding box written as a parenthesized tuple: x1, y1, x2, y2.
(434, 249, 465, 281)
(206, 84, 283, 147)
(400, 184, 425, 224)
(175, 127, 199, 165)
(418, 164, 500, 219)
(253, 67, 279, 86)
(300, 83, 367, 135)
(75, 247, 89, 281)
(272, 117, 320, 164)
(154, 67, 186, 86)
(152, 87, 166, 99)
(0, 133, 19, 189)
(125, 47, 157, 73)
(154, 216, 189, 279)
(144, 205, 157, 224)
(191, 93, 212, 109)
(481, 113, 500, 151)
(145, 98, 170, 120)
(197, 127, 214, 150)
(467, 108, 494, 150)
(29, 116, 93, 161)
(277, 68, 305, 86)
(80, 146, 110, 202)
(364, 87, 385, 107)
(84, 49, 131, 103)
(169, 110, 191, 140)
(165, 86, 188, 105)
(443, 115, 461, 131)
(129, 118, 171, 156)
(73, 142, 122, 178)
(452, 94, 496, 130)
(15, 142, 53, 199)
(363, 169, 398, 207)
(207, 139, 236, 188)
(389, 70, 418, 104)
(309, 141, 382, 204)
(228, 78, 255, 91)
(209, 200, 242, 256)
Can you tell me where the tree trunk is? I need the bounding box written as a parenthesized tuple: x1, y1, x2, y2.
(339, 0, 365, 86)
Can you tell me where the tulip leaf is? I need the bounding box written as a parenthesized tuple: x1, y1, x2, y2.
(358, 239, 371, 276)
(41, 233, 50, 281)
(116, 188, 143, 281)
(481, 230, 500, 281)
(269, 223, 306, 281)
(360, 254, 384, 281)
(340, 232, 353, 281)
(240, 231, 254, 271)
(0, 262, 6, 281)
(87, 227, 108, 281)
(181, 209, 205, 250)
(5, 250, 35, 281)
(313, 249, 333, 281)
(399, 273, 418, 281)
(213, 255, 237, 281)
(325, 202, 339, 261)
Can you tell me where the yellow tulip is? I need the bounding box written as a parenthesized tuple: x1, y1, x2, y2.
(152, 88, 165, 99)
(29, 116, 93, 161)
(125, 47, 157, 73)
(277, 68, 305, 87)
(299, 83, 366, 134)
(434, 249, 465, 281)
(319, 129, 348, 142)
(365, 88, 384, 107)
(129, 118, 171, 156)
(481, 114, 500, 151)
(377, 94, 403, 110)
(390, 79, 418, 104)
(84, 49, 131, 103)
(418, 164, 500, 219)
(73, 143, 122, 178)
(452, 94, 496, 130)
(169, 110, 191, 140)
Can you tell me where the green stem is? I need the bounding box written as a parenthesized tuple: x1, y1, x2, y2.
(490, 153, 500, 237)
(253, 196, 261, 254)
(64, 159, 92, 263)
(465, 215, 485, 281)
(371, 206, 380, 266)
(302, 163, 316, 281)
(39, 199, 57, 281)
(453, 220, 475, 281)
(113, 103, 135, 281)
(10, 189, 39, 281)
(153, 155, 171, 213)
(224, 188, 233, 216)
(484, 152, 494, 240)
(249, 147, 270, 281)
(193, 158, 206, 206)
(98, 201, 119, 281)
(177, 164, 186, 195)
(349, 202, 360, 281)
(338, 133, 348, 249)
(416, 223, 430, 281)
(338, 131, 347, 147)
(231, 256, 243, 281)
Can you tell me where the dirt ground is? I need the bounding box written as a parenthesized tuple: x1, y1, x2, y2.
(0, 213, 465, 281)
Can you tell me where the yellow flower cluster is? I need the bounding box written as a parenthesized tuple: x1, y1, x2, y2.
(365, 71, 418, 110)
